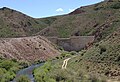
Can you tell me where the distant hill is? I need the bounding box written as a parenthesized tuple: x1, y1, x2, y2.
(0, 0, 120, 41)
(39, 0, 120, 42)
(0, 7, 58, 38)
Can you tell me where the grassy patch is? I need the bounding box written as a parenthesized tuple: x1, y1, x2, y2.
(16, 75, 30, 82)
(0, 58, 22, 82)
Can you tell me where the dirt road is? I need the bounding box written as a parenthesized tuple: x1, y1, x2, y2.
(62, 58, 71, 69)
(62, 56, 76, 69)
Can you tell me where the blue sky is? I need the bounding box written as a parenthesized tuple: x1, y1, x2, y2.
(0, 0, 103, 18)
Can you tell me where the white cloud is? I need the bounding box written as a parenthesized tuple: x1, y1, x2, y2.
(56, 8, 64, 12)
(69, 9, 75, 12)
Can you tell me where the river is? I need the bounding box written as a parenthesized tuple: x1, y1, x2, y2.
(12, 63, 44, 82)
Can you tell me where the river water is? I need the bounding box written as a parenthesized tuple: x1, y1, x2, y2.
(12, 63, 44, 82)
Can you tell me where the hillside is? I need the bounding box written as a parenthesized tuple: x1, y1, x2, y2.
(0, 0, 120, 41)
(65, 28, 120, 80)
(0, 0, 120, 81)
(39, 0, 120, 41)
(33, 0, 120, 82)
(0, 7, 59, 38)
(0, 36, 60, 62)
(33, 26, 120, 82)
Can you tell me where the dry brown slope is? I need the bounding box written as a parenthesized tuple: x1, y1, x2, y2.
(0, 36, 60, 62)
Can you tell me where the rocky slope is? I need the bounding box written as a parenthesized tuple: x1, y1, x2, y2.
(0, 36, 60, 62)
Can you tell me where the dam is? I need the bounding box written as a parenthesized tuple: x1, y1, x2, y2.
(47, 36, 95, 51)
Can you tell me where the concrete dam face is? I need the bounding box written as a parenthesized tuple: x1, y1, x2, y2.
(47, 36, 95, 51)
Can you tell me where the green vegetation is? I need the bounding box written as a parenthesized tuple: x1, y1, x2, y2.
(33, 52, 74, 82)
(34, 59, 106, 82)
(39, 16, 59, 26)
(16, 75, 30, 82)
(34, 51, 107, 82)
(34, 61, 55, 82)
(110, 2, 120, 9)
(19, 61, 30, 68)
(0, 58, 22, 82)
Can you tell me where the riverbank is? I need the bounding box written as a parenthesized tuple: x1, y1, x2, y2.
(12, 63, 44, 82)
